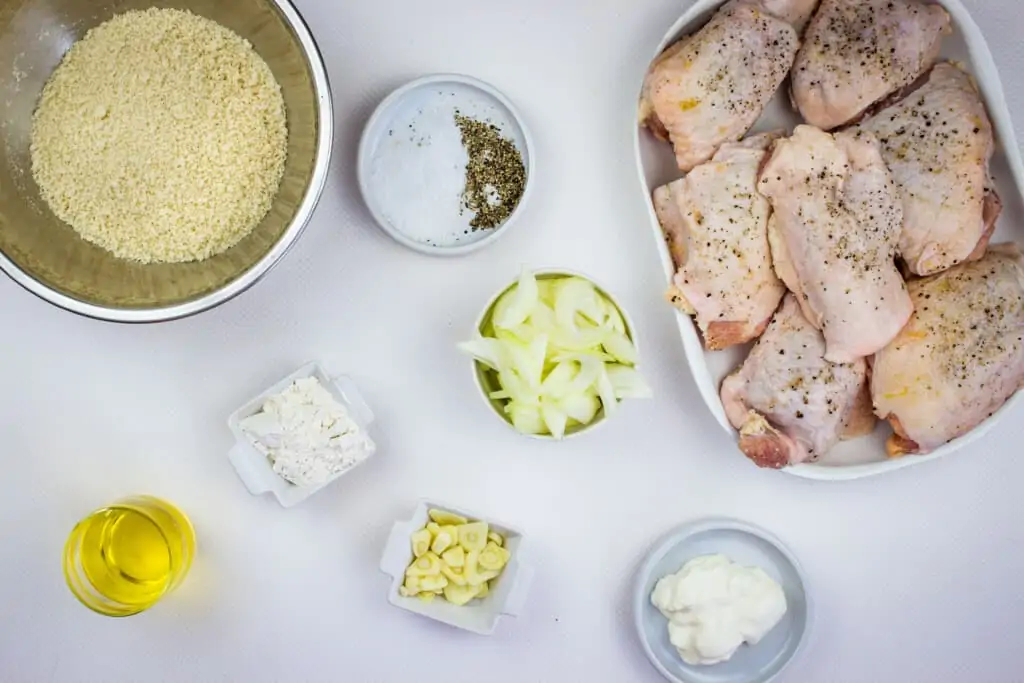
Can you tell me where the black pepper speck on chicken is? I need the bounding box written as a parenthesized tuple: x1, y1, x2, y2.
(854, 62, 1002, 276)
(758, 124, 913, 363)
(653, 132, 786, 349)
(639, 0, 816, 172)
(873, 244, 1024, 456)
(721, 293, 874, 469)
(791, 0, 951, 130)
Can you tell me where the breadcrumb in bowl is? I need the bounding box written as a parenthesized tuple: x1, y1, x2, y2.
(30, 8, 289, 265)
(0, 0, 332, 322)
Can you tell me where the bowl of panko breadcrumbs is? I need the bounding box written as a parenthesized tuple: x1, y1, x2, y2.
(0, 0, 333, 322)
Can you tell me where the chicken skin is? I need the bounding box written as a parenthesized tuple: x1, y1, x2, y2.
(856, 62, 1001, 276)
(742, 0, 821, 32)
(872, 244, 1024, 456)
(792, 0, 950, 130)
(721, 294, 872, 468)
(639, 1, 800, 172)
(654, 132, 786, 350)
(758, 125, 913, 363)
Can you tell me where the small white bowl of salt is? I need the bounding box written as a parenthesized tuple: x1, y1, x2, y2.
(357, 73, 534, 256)
(227, 362, 376, 507)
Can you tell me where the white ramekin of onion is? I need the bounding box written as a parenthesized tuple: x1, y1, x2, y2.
(458, 268, 651, 439)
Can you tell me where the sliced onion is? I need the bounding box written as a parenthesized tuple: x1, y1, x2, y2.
(551, 323, 608, 352)
(528, 301, 558, 334)
(489, 290, 516, 332)
(501, 334, 548, 389)
(601, 294, 626, 334)
(551, 350, 614, 364)
(596, 365, 618, 415)
(554, 277, 606, 331)
(507, 401, 545, 435)
(601, 329, 638, 366)
(498, 368, 539, 407)
(459, 270, 650, 437)
(541, 360, 578, 399)
(537, 279, 558, 307)
(493, 328, 525, 348)
(540, 400, 568, 439)
(456, 338, 505, 370)
(560, 390, 601, 425)
(559, 354, 603, 397)
(493, 268, 538, 329)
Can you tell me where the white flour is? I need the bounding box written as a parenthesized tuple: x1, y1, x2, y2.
(239, 377, 375, 487)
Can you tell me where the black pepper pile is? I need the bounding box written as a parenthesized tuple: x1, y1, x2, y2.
(454, 113, 526, 230)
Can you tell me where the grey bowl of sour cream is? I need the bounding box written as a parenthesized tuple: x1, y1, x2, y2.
(633, 518, 812, 683)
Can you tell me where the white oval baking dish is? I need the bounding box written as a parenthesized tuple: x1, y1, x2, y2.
(633, 0, 1024, 480)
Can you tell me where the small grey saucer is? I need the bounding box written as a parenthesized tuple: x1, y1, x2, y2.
(633, 518, 811, 683)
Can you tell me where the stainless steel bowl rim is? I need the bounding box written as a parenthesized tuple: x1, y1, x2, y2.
(0, 0, 334, 323)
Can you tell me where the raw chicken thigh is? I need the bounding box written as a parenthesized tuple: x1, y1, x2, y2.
(791, 0, 950, 130)
(739, 0, 821, 32)
(856, 62, 1001, 276)
(873, 244, 1024, 456)
(653, 132, 786, 349)
(758, 124, 912, 363)
(720, 294, 873, 469)
(639, 1, 800, 171)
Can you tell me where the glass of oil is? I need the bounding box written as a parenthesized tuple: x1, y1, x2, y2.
(63, 495, 195, 617)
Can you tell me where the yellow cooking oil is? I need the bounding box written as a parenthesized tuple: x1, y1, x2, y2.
(63, 496, 195, 616)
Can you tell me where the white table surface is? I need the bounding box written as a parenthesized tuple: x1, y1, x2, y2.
(2, 0, 1023, 681)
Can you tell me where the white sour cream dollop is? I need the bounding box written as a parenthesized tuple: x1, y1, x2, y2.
(650, 554, 787, 666)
